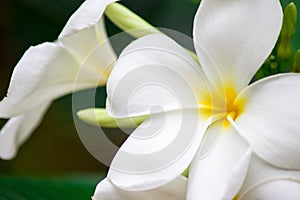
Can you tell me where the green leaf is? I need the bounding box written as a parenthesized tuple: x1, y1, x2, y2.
(0, 174, 104, 199)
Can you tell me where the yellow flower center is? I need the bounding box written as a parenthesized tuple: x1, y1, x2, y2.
(199, 86, 244, 127)
(224, 87, 240, 120)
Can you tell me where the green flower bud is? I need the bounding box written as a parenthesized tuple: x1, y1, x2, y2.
(277, 36, 291, 59)
(282, 3, 297, 38)
(277, 3, 297, 60)
(77, 108, 148, 128)
(104, 2, 199, 62)
(105, 3, 161, 38)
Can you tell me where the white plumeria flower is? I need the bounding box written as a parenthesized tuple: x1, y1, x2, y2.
(237, 155, 300, 200)
(0, 0, 117, 160)
(102, 0, 300, 199)
(93, 176, 187, 200)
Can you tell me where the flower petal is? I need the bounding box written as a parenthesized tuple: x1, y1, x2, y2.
(107, 34, 209, 118)
(193, 0, 283, 92)
(0, 41, 114, 118)
(108, 109, 214, 191)
(93, 176, 187, 200)
(240, 180, 300, 200)
(0, 0, 116, 118)
(187, 122, 251, 200)
(238, 155, 300, 200)
(59, 17, 116, 66)
(59, 0, 117, 38)
(235, 74, 300, 169)
(0, 0, 116, 159)
(0, 102, 51, 160)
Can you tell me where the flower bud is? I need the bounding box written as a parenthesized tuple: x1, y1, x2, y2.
(105, 3, 161, 38)
(277, 3, 297, 60)
(77, 108, 148, 128)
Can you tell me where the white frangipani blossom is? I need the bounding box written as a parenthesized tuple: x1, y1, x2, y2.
(93, 176, 187, 200)
(0, 0, 117, 160)
(102, 0, 300, 199)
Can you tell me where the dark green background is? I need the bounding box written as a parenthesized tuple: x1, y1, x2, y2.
(0, 0, 299, 198)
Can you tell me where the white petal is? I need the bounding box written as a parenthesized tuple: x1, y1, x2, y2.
(0, 0, 116, 118)
(0, 0, 116, 159)
(235, 74, 300, 169)
(0, 42, 113, 118)
(0, 102, 51, 160)
(240, 180, 300, 200)
(93, 176, 187, 200)
(193, 0, 283, 92)
(238, 155, 300, 200)
(59, 0, 117, 38)
(107, 34, 210, 118)
(187, 122, 251, 200)
(108, 109, 214, 191)
(59, 17, 116, 66)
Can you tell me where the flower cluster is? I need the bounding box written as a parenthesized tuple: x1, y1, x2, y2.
(1, 0, 300, 199)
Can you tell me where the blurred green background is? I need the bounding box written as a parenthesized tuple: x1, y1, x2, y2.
(0, 0, 299, 197)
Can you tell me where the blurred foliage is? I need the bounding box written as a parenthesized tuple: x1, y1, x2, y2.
(191, 0, 201, 4)
(0, 174, 103, 199)
(256, 1, 300, 79)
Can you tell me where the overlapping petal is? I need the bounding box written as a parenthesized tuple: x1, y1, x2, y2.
(108, 110, 214, 191)
(59, 18, 115, 65)
(193, 0, 283, 92)
(0, 0, 117, 118)
(59, 0, 117, 38)
(238, 155, 300, 200)
(0, 41, 113, 118)
(235, 74, 300, 169)
(107, 34, 210, 118)
(0, 102, 51, 159)
(0, 0, 116, 159)
(240, 180, 300, 200)
(187, 122, 251, 200)
(93, 176, 187, 200)
(58, 0, 117, 75)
